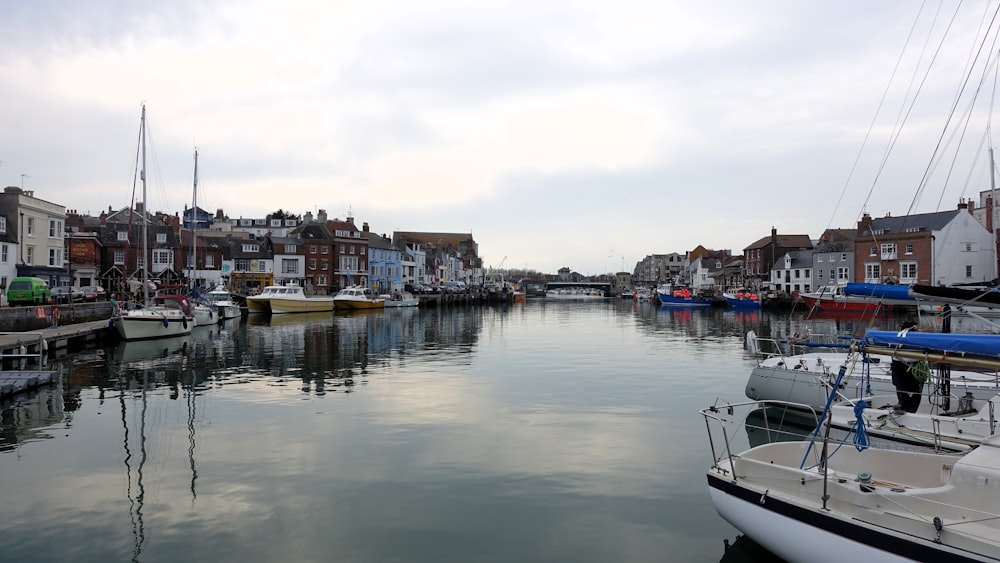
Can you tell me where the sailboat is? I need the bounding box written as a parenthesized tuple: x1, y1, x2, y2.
(187, 148, 216, 327)
(113, 105, 194, 341)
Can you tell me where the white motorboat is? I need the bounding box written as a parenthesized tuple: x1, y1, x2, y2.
(380, 291, 419, 308)
(205, 286, 242, 320)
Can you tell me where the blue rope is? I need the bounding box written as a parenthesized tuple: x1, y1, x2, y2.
(800, 365, 848, 469)
(852, 399, 870, 452)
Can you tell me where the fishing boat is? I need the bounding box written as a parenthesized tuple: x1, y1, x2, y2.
(722, 290, 761, 309)
(267, 283, 335, 314)
(655, 284, 712, 307)
(113, 105, 194, 341)
(798, 283, 916, 313)
(333, 286, 385, 310)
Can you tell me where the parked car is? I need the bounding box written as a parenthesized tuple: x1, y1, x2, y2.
(51, 286, 85, 304)
(80, 285, 107, 301)
(7, 276, 51, 306)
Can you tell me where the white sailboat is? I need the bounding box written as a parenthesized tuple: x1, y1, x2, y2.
(187, 148, 215, 326)
(113, 105, 194, 341)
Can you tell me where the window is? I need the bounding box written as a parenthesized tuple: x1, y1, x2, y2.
(340, 244, 345, 253)
(349, 245, 355, 255)
(837, 267, 849, 281)
(900, 262, 917, 282)
(310, 245, 317, 254)
(240, 218, 252, 226)
(235, 259, 249, 271)
(137, 255, 145, 269)
(26, 246, 33, 265)
(242, 244, 259, 253)
(360, 246, 365, 255)
(282, 259, 297, 274)
(118, 231, 129, 241)
(284, 244, 296, 253)
(869, 245, 876, 256)
(271, 219, 282, 227)
(49, 248, 61, 266)
(841, 253, 847, 261)
(905, 243, 913, 255)
(156, 233, 167, 243)
(0, 244, 6, 263)
(285, 219, 296, 227)
(967, 265, 974, 277)
(318, 275, 327, 286)
(205, 255, 214, 268)
(964, 243, 974, 252)
(321, 259, 328, 270)
(0, 216, 5, 233)
(153, 249, 172, 265)
(258, 261, 267, 272)
(880, 243, 897, 259)
(27, 217, 34, 236)
(114, 250, 125, 265)
(309, 258, 316, 270)
(49, 219, 60, 237)
(321, 246, 328, 254)
(817, 255, 823, 263)
(254, 219, 266, 226)
(865, 263, 881, 282)
(818, 269, 824, 279)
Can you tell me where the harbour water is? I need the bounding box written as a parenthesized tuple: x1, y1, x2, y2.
(0, 300, 913, 562)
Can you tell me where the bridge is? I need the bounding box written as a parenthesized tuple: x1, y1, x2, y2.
(543, 281, 614, 295)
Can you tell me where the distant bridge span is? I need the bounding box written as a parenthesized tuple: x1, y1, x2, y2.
(543, 281, 613, 294)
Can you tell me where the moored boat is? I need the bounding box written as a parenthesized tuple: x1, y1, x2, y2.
(380, 291, 419, 308)
(333, 286, 385, 310)
(268, 284, 335, 314)
(206, 286, 242, 320)
(655, 284, 712, 307)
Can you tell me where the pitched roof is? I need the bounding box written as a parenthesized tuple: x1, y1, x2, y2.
(864, 209, 961, 235)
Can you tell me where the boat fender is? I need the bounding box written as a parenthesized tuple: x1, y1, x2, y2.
(758, 490, 768, 505)
(163, 315, 169, 328)
(182, 317, 188, 329)
(745, 331, 759, 355)
(933, 517, 943, 542)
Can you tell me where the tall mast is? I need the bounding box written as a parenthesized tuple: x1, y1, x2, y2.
(992, 146, 998, 285)
(140, 104, 149, 305)
(189, 148, 198, 292)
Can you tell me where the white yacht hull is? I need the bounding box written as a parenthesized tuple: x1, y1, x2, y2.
(114, 308, 193, 341)
(708, 480, 915, 563)
(216, 303, 242, 320)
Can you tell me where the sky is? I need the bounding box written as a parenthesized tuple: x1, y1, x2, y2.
(3, 1, 1000, 275)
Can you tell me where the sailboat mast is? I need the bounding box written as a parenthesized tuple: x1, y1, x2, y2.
(140, 105, 149, 306)
(190, 148, 198, 292)
(992, 147, 998, 285)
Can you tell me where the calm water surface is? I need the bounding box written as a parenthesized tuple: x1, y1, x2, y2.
(0, 300, 910, 562)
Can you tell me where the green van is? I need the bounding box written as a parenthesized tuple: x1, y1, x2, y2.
(7, 277, 52, 306)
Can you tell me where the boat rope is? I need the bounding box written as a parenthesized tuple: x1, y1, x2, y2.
(800, 365, 849, 469)
(852, 399, 870, 452)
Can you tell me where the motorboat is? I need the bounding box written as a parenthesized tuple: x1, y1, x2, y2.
(205, 286, 242, 320)
(380, 291, 419, 308)
(333, 286, 385, 310)
(267, 284, 335, 314)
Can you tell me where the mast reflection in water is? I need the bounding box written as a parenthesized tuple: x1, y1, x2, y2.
(0, 303, 919, 562)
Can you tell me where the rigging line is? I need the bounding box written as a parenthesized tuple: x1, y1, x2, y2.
(932, 27, 1000, 211)
(826, 0, 928, 234)
(907, 2, 1000, 218)
(856, 0, 944, 235)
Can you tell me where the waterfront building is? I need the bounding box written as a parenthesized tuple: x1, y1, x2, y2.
(0, 186, 67, 290)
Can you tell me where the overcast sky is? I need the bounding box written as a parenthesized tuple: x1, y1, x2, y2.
(3, 1, 999, 275)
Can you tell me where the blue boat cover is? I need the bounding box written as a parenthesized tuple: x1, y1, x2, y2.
(844, 283, 913, 301)
(865, 329, 1000, 357)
